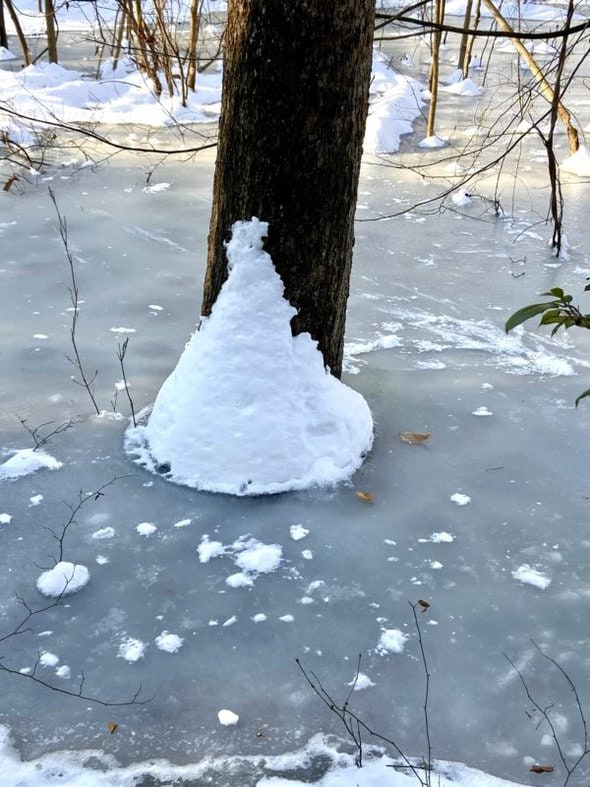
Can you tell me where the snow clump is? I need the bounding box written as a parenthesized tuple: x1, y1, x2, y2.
(36, 562, 90, 597)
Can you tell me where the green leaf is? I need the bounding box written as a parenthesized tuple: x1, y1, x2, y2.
(575, 387, 590, 407)
(542, 288, 565, 300)
(505, 302, 557, 333)
(539, 309, 564, 326)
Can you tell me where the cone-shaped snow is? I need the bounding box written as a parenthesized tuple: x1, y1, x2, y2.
(125, 218, 373, 495)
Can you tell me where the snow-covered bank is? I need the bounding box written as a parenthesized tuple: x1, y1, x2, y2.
(126, 219, 373, 494)
(0, 725, 529, 787)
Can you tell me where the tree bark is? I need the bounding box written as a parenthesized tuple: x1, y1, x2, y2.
(201, 0, 375, 378)
(0, 0, 8, 51)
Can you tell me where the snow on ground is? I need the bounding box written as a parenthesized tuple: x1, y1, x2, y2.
(0, 725, 531, 787)
(125, 218, 374, 494)
(0, 448, 62, 480)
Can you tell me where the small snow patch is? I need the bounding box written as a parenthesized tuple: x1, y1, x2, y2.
(143, 182, 171, 194)
(226, 573, 254, 588)
(174, 518, 191, 528)
(290, 524, 309, 541)
(512, 564, 551, 590)
(279, 614, 294, 623)
(118, 637, 146, 662)
(197, 535, 225, 562)
(155, 631, 184, 653)
(234, 540, 282, 574)
(110, 326, 136, 334)
(222, 616, 237, 627)
(95, 555, 109, 565)
(217, 709, 239, 726)
(472, 407, 493, 417)
(0, 513, 12, 524)
(0, 449, 62, 480)
(37, 562, 90, 597)
(252, 613, 267, 623)
(450, 493, 471, 506)
(376, 628, 409, 655)
(55, 665, 71, 679)
(136, 522, 157, 536)
(348, 672, 375, 691)
(92, 526, 115, 539)
(29, 494, 43, 506)
(39, 651, 59, 667)
(301, 550, 313, 560)
(429, 532, 455, 543)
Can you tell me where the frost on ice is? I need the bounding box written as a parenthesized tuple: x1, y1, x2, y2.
(125, 218, 373, 495)
(36, 562, 90, 597)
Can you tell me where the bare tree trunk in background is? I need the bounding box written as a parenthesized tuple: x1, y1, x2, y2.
(0, 0, 8, 50)
(458, 0, 474, 76)
(426, 0, 444, 138)
(5, 0, 31, 63)
(201, 0, 375, 378)
(44, 0, 58, 62)
(186, 0, 203, 92)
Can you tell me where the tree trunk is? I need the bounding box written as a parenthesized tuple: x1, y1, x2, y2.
(426, 0, 444, 138)
(201, 0, 375, 378)
(0, 0, 8, 51)
(44, 0, 58, 63)
(4, 0, 31, 64)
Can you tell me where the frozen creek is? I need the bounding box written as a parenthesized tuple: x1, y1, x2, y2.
(2, 52, 590, 787)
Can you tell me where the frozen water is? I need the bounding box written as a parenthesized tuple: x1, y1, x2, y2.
(2, 15, 590, 787)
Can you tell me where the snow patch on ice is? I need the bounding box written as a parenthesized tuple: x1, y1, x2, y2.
(376, 628, 408, 655)
(0, 449, 62, 480)
(512, 564, 551, 590)
(136, 522, 157, 536)
(155, 631, 184, 653)
(118, 637, 146, 662)
(0, 513, 12, 524)
(92, 526, 115, 539)
(36, 562, 90, 597)
(348, 672, 375, 691)
(290, 524, 309, 541)
(450, 493, 471, 506)
(217, 709, 239, 726)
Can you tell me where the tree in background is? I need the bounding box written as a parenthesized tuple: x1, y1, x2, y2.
(201, 0, 375, 377)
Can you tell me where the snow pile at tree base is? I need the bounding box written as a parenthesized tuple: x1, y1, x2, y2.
(125, 218, 373, 495)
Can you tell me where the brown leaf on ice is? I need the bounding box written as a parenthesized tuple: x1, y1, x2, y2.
(107, 721, 119, 735)
(529, 765, 554, 774)
(355, 491, 375, 503)
(399, 432, 431, 445)
(2, 175, 20, 193)
(418, 599, 430, 612)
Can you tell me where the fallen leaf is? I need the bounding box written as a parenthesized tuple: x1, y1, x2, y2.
(355, 491, 374, 503)
(2, 174, 20, 193)
(399, 432, 431, 445)
(107, 721, 119, 735)
(529, 765, 554, 774)
(418, 599, 430, 612)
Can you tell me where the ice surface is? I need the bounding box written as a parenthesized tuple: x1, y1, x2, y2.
(2, 19, 590, 787)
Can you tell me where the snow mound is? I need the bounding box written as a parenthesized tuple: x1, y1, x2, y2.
(0, 448, 62, 480)
(36, 562, 90, 597)
(155, 631, 184, 653)
(560, 145, 590, 177)
(126, 218, 373, 495)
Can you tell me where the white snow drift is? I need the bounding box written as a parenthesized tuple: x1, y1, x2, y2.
(126, 218, 373, 495)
